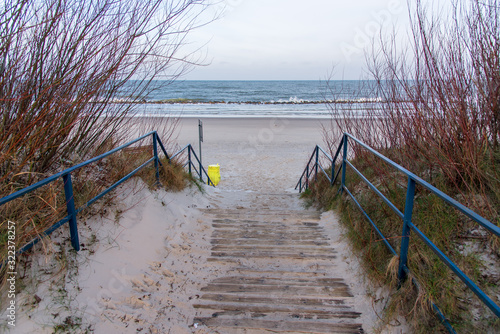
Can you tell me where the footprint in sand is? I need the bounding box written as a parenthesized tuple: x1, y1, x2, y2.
(125, 296, 151, 309)
(131, 275, 159, 293)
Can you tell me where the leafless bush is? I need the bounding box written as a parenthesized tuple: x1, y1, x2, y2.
(322, 2, 500, 330)
(0, 0, 209, 190)
(327, 0, 500, 216)
(0, 0, 211, 287)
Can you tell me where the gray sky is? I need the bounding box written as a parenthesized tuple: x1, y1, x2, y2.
(184, 0, 410, 80)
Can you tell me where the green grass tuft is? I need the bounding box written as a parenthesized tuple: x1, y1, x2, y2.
(302, 158, 499, 333)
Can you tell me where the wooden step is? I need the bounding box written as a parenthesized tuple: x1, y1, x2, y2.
(200, 283, 351, 297)
(193, 318, 364, 333)
(193, 196, 364, 333)
(194, 304, 361, 319)
(210, 252, 337, 260)
(211, 276, 345, 286)
(211, 238, 330, 246)
(211, 245, 336, 254)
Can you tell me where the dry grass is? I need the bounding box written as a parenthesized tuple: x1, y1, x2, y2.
(0, 0, 211, 304)
(159, 162, 192, 192)
(0, 128, 195, 300)
(137, 157, 193, 192)
(0, 140, 135, 279)
(317, 2, 500, 331)
(303, 156, 500, 332)
(325, 0, 500, 224)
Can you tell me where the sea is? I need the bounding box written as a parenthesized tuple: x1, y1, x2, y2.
(124, 80, 381, 118)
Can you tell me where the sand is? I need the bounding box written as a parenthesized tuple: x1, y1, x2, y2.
(174, 117, 331, 192)
(2, 117, 408, 333)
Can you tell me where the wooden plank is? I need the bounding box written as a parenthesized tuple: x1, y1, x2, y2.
(207, 256, 336, 263)
(211, 277, 345, 286)
(212, 220, 321, 227)
(210, 237, 330, 243)
(302, 222, 320, 226)
(196, 198, 365, 334)
(212, 220, 321, 226)
(212, 219, 320, 224)
(211, 232, 327, 240)
(213, 226, 323, 232)
(199, 293, 348, 307)
(193, 318, 364, 333)
(207, 257, 240, 263)
(212, 229, 325, 236)
(209, 211, 321, 217)
(193, 304, 361, 319)
(213, 219, 261, 223)
(210, 239, 330, 246)
(231, 269, 335, 277)
(210, 310, 354, 321)
(211, 252, 337, 259)
(200, 283, 352, 297)
(207, 209, 321, 215)
(212, 224, 324, 231)
(210, 214, 321, 221)
(211, 245, 335, 254)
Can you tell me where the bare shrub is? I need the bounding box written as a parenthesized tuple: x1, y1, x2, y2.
(0, 0, 209, 189)
(323, 0, 500, 331)
(0, 0, 211, 289)
(327, 0, 500, 217)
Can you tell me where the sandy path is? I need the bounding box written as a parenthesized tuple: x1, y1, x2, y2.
(4, 117, 408, 333)
(176, 117, 408, 333)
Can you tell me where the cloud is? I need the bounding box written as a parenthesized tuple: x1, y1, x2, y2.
(184, 0, 409, 80)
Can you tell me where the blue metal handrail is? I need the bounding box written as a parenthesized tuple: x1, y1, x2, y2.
(170, 144, 214, 187)
(296, 133, 500, 332)
(0, 131, 213, 261)
(295, 145, 335, 192)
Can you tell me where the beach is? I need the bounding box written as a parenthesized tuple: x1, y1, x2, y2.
(6, 116, 408, 333)
(174, 117, 332, 192)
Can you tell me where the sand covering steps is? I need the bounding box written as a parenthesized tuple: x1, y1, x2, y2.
(193, 195, 364, 334)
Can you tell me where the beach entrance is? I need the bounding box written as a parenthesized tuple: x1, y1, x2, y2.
(191, 190, 365, 333)
(171, 118, 373, 332)
(4, 122, 399, 332)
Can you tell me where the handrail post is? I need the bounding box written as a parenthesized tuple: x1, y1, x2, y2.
(314, 146, 319, 180)
(188, 145, 192, 175)
(153, 132, 160, 186)
(398, 177, 416, 285)
(63, 174, 80, 251)
(330, 151, 335, 186)
(305, 164, 309, 190)
(341, 134, 348, 193)
(199, 159, 203, 182)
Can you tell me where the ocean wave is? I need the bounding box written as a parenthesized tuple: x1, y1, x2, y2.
(331, 97, 383, 103)
(103, 96, 384, 105)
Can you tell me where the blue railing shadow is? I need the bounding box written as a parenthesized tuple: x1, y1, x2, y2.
(296, 133, 500, 333)
(0, 131, 213, 258)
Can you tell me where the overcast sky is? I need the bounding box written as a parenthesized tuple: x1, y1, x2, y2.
(183, 0, 410, 80)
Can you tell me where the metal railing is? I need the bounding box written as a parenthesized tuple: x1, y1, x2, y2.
(296, 133, 500, 333)
(170, 144, 214, 186)
(0, 131, 213, 259)
(295, 145, 340, 192)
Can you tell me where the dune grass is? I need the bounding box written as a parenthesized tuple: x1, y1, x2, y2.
(0, 139, 197, 297)
(302, 152, 500, 333)
(317, 2, 500, 331)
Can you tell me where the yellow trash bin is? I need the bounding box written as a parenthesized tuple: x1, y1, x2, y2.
(207, 164, 220, 186)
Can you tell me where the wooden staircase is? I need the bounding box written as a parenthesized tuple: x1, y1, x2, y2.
(193, 193, 364, 333)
